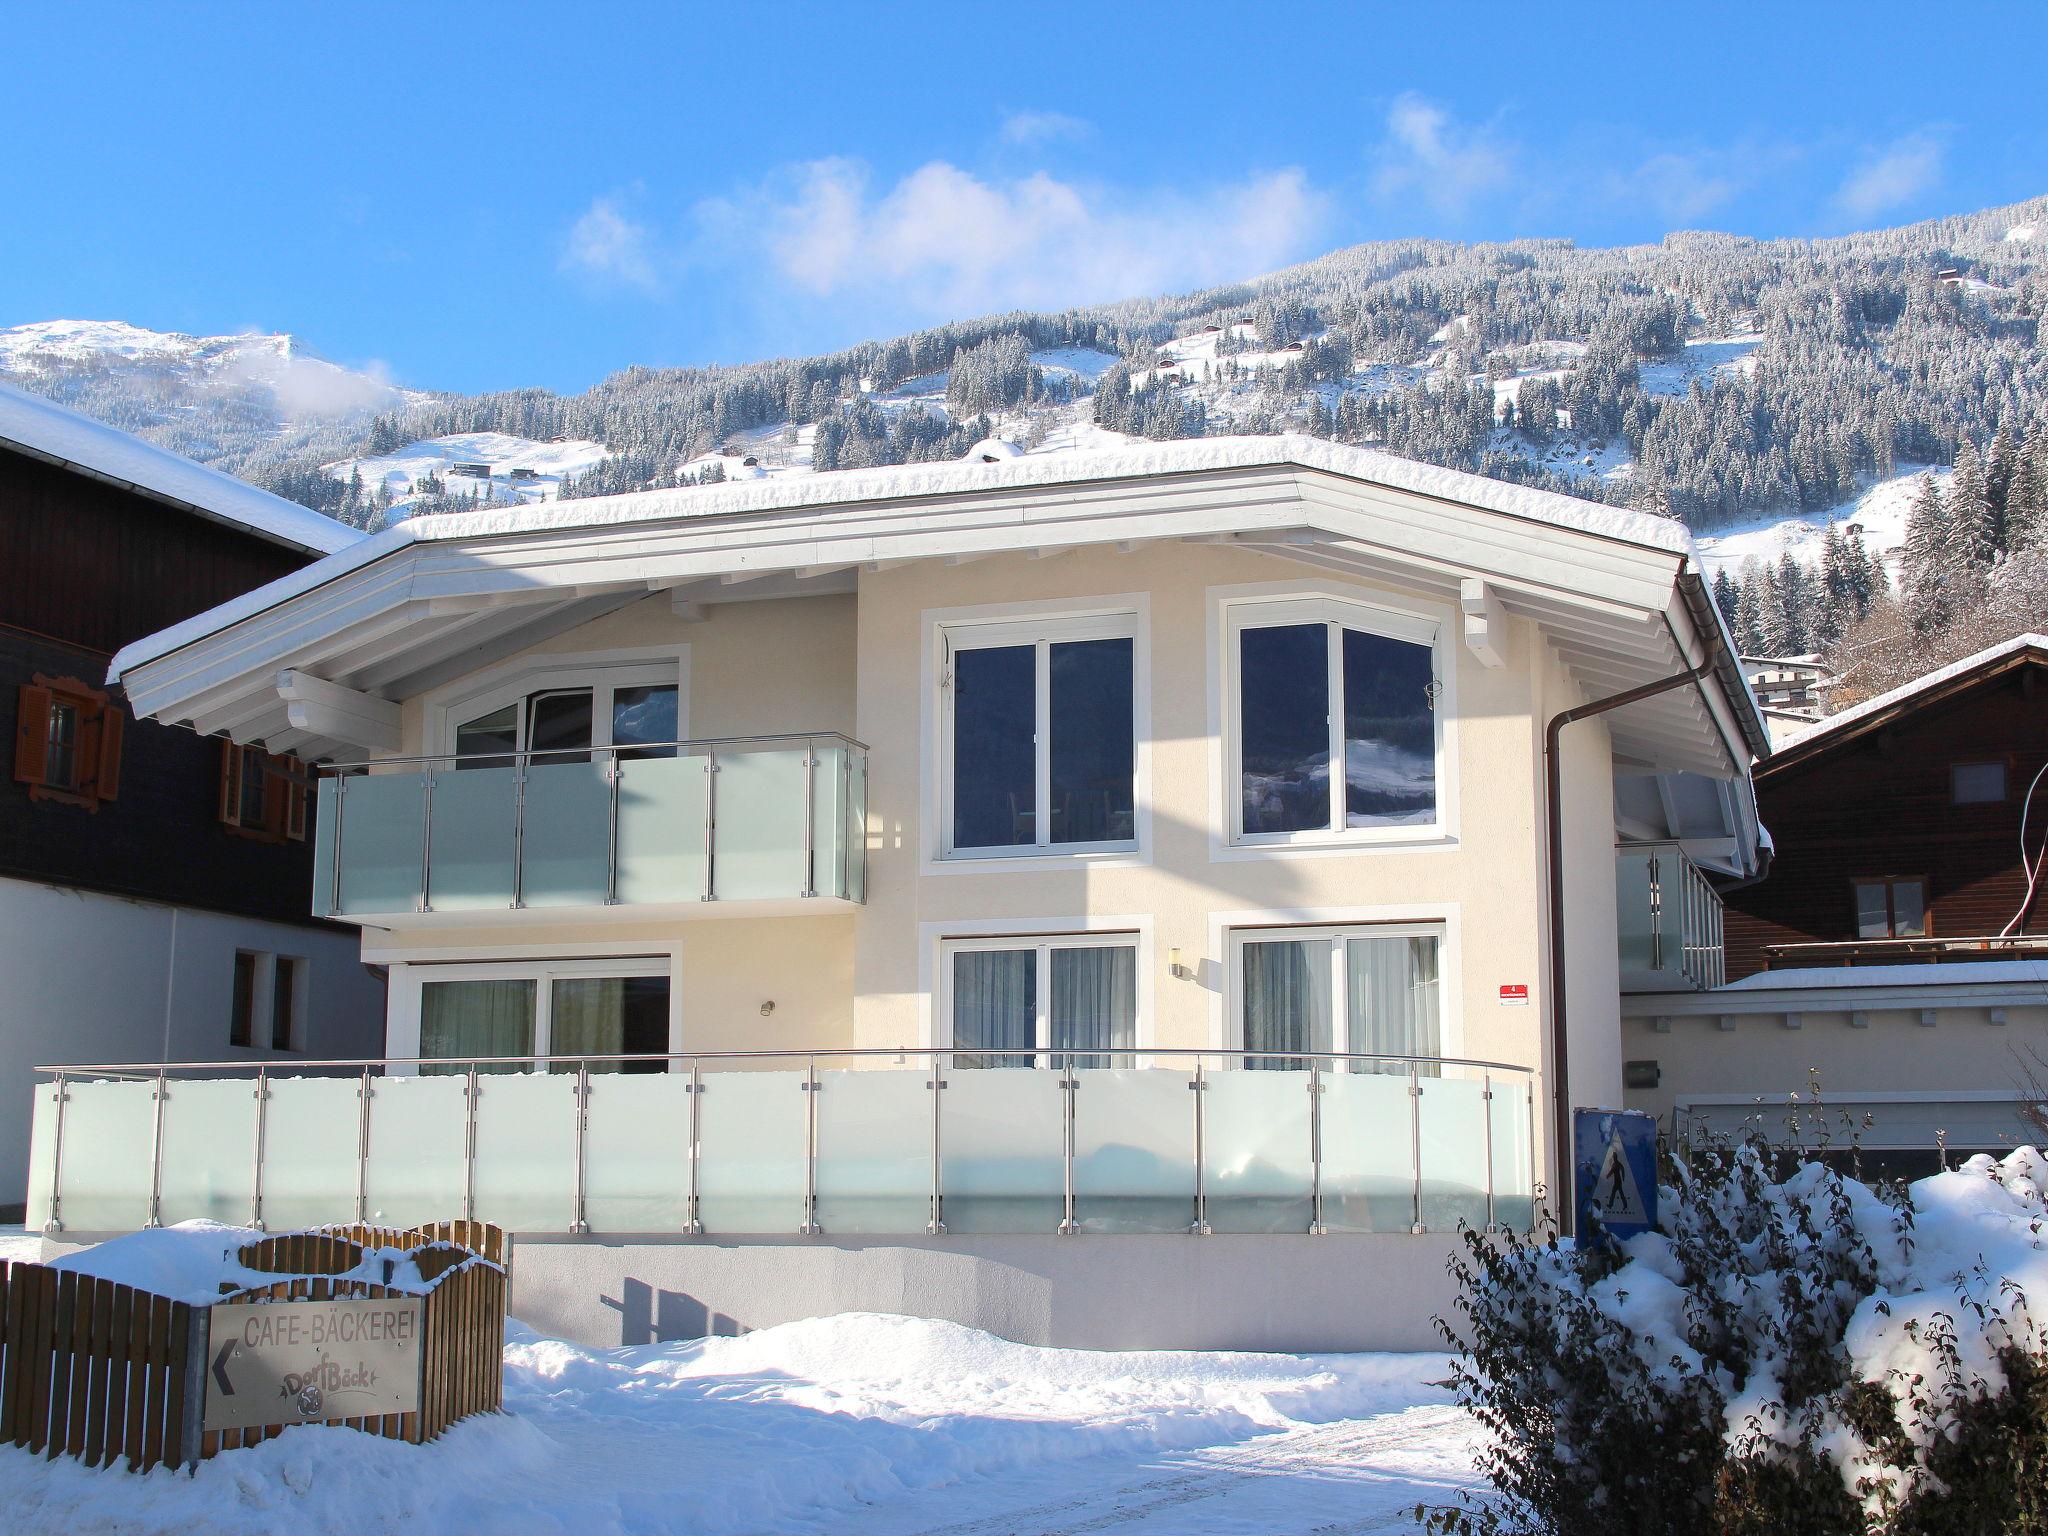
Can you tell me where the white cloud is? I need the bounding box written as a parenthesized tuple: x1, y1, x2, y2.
(1614, 151, 1743, 223)
(1371, 93, 1513, 218)
(560, 193, 661, 294)
(722, 157, 1325, 316)
(1835, 132, 1943, 219)
(999, 110, 1093, 147)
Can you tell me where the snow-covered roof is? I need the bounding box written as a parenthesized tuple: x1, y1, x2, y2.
(0, 379, 359, 557)
(1769, 632, 2048, 763)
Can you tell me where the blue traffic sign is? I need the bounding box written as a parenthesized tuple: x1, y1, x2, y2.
(1573, 1107, 1658, 1247)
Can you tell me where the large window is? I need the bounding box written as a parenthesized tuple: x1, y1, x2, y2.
(411, 960, 672, 1074)
(943, 935, 1139, 1067)
(1227, 599, 1439, 843)
(448, 664, 680, 768)
(1232, 925, 1442, 1073)
(941, 614, 1136, 858)
(1854, 877, 1927, 939)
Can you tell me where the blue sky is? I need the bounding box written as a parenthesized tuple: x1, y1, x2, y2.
(5, 1, 2044, 396)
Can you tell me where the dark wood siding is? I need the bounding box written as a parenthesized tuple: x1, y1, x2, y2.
(1723, 660, 2048, 978)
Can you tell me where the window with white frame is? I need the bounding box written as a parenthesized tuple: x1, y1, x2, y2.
(940, 612, 1136, 858)
(1225, 597, 1441, 844)
(408, 958, 673, 1074)
(1230, 924, 1442, 1073)
(941, 934, 1139, 1067)
(448, 662, 681, 769)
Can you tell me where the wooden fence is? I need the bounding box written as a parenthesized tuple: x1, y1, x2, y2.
(0, 1222, 508, 1473)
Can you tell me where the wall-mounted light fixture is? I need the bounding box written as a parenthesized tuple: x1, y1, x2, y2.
(759, 1000, 776, 1017)
(1169, 947, 1194, 980)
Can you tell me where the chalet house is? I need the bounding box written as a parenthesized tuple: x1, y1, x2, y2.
(0, 383, 387, 1216)
(1622, 633, 2048, 1173)
(33, 436, 1764, 1351)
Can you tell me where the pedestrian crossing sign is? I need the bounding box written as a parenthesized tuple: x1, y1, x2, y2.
(1572, 1107, 1658, 1246)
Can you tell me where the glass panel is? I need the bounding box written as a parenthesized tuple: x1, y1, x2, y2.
(843, 752, 868, 904)
(420, 979, 535, 1073)
(583, 1073, 693, 1232)
(1341, 627, 1436, 827)
(939, 1068, 1065, 1233)
(550, 976, 670, 1071)
(471, 1072, 577, 1232)
(713, 748, 807, 899)
(952, 948, 1036, 1069)
(612, 684, 679, 759)
(1318, 1071, 1416, 1233)
(1490, 1077, 1537, 1230)
(1204, 1069, 1315, 1234)
(815, 1069, 931, 1233)
(53, 1078, 157, 1230)
(1239, 622, 1329, 835)
(528, 689, 594, 766)
(454, 704, 518, 769)
(1616, 851, 1657, 972)
(1049, 945, 1135, 1068)
(1952, 762, 2005, 804)
(1415, 1071, 1490, 1232)
(336, 772, 424, 914)
(311, 778, 338, 916)
(695, 1070, 808, 1233)
(1048, 637, 1133, 845)
(261, 1076, 367, 1230)
(1345, 935, 1440, 1074)
(1853, 881, 1890, 939)
(615, 755, 708, 903)
(46, 702, 79, 790)
(362, 1075, 468, 1228)
(952, 643, 1036, 849)
(427, 764, 516, 909)
(522, 759, 611, 907)
(809, 745, 847, 898)
(25, 1082, 59, 1231)
(1892, 880, 1927, 937)
(156, 1078, 258, 1226)
(1072, 1068, 1193, 1233)
(1241, 939, 1330, 1070)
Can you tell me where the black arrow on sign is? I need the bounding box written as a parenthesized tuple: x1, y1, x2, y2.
(212, 1339, 237, 1396)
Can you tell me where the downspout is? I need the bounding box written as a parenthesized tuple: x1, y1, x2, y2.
(1544, 660, 1714, 1234)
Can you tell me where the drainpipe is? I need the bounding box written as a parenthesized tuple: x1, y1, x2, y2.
(1544, 659, 1714, 1234)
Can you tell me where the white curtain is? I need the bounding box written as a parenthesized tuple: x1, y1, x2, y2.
(419, 979, 535, 1074)
(952, 949, 1036, 1068)
(1345, 936, 1441, 1074)
(1241, 940, 1332, 1068)
(1050, 945, 1136, 1067)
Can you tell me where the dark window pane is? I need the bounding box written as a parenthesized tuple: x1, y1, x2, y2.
(1241, 939, 1330, 1070)
(613, 685, 679, 760)
(455, 704, 518, 770)
(1892, 880, 1927, 937)
(952, 645, 1036, 849)
(529, 689, 594, 766)
(1049, 637, 1134, 845)
(1239, 624, 1329, 834)
(1853, 881, 1889, 939)
(238, 747, 268, 825)
(953, 948, 1036, 1068)
(230, 951, 257, 1048)
(46, 702, 79, 791)
(420, 979, 536, 1075)
(1952, 762, 2005, 804)
(1341, 629, 1437, 827)
(551, 976, 671, 1073)
(1050, 945, 1136, 1067)
(270, 957, 298, 1050)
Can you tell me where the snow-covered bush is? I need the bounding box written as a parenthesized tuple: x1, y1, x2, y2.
(1423, 1133, 2048, 1535)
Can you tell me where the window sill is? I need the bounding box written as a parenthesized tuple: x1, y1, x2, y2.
(1215, 828, 1458, 860)
(928, 844, 1145, 876)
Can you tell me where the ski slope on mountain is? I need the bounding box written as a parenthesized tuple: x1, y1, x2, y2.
(1693, 466, 1948, 583)
(324, 431, 608, 511)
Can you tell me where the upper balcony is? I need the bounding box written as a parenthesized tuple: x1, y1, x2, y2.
(1617, 842, 1726, 992)
(311, 733, 867, 923)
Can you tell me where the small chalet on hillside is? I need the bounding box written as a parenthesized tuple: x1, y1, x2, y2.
(0, 383, 386, 1216)
(1623, 633, 2048, 1172)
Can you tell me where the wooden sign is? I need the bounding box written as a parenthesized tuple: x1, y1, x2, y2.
(203, 1296, 422, 1433)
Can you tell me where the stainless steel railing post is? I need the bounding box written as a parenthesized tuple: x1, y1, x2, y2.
(327, 772, 347, 916)
(463, 1065, 479, 1224)
(927, 1065, 946, 1236)
(1408, 1063, 1426, 1235)
(417, 764, 435, 912)
(1189, 1057, 1210, 1236)
(685, 1062, 704, 1235)
(354, 1065, 372, 1223)
(511, 757, 529, 909)
(571, 1064, 591, 1235)
(145, 1068, 168, 1228)
(700, 748, 719, 902)
(800, 1058, 821, 1235)
(800, 746, 818, 898)
(1482, 1071, 1498, 1234)
(1308, 1062, 1326, 1236)
(1058, 1053, 1078, 1235)
(43, 1072, 67, 1234)
(249, 1068, 269, 1231)
(605, 750, 622, 905)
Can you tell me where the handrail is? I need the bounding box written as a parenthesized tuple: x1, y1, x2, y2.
(321, 731, 869, 774)
(34, 1045, 1539, 1078)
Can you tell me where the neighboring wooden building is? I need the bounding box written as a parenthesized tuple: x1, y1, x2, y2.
(0, 382, 387, 1216)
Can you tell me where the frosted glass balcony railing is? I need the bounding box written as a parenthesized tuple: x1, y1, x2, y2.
(309, 733, 868, 918)
(1617, 842, 1726, 992)
(25, 1049, 1539, 1240)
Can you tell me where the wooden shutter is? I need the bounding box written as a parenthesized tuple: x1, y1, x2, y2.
(219, 741, 241, 826)
(261, 753, 289, 838)
(93, 707, 124, 802)
(13, 685, 52, 786)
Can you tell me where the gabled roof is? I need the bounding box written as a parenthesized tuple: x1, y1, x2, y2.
(105, 435, 1766, 780)
(0, 380, 359, 557)
(1764, 632, 2048, 773)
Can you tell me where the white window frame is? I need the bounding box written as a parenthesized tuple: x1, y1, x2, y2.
(924, 597, 1149, 871)
(936, 931, 1146, 1065)
(1224, 921, 1448, 1067)
(423, 645, 690, 759)
(1213, 584, 1454, 856)
(387, 955, 678, 1068)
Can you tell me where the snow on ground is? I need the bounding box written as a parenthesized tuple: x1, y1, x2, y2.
(1694, 464, 1946, 583)
(1029, 346, 1119, 383)
(326, 431, 608, 511)
(0, 1309, 1481, 1536)
(2007, 224, 2039, 243)
(0, 1228, 37, 1265)
(1637, 333, 1763, 398)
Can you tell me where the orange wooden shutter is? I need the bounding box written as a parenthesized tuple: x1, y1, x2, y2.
(13, 685, 52, 786)
(93, 706, 124, 802)
(219, 740, 240, 824)
(261, 753, 289, 837)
